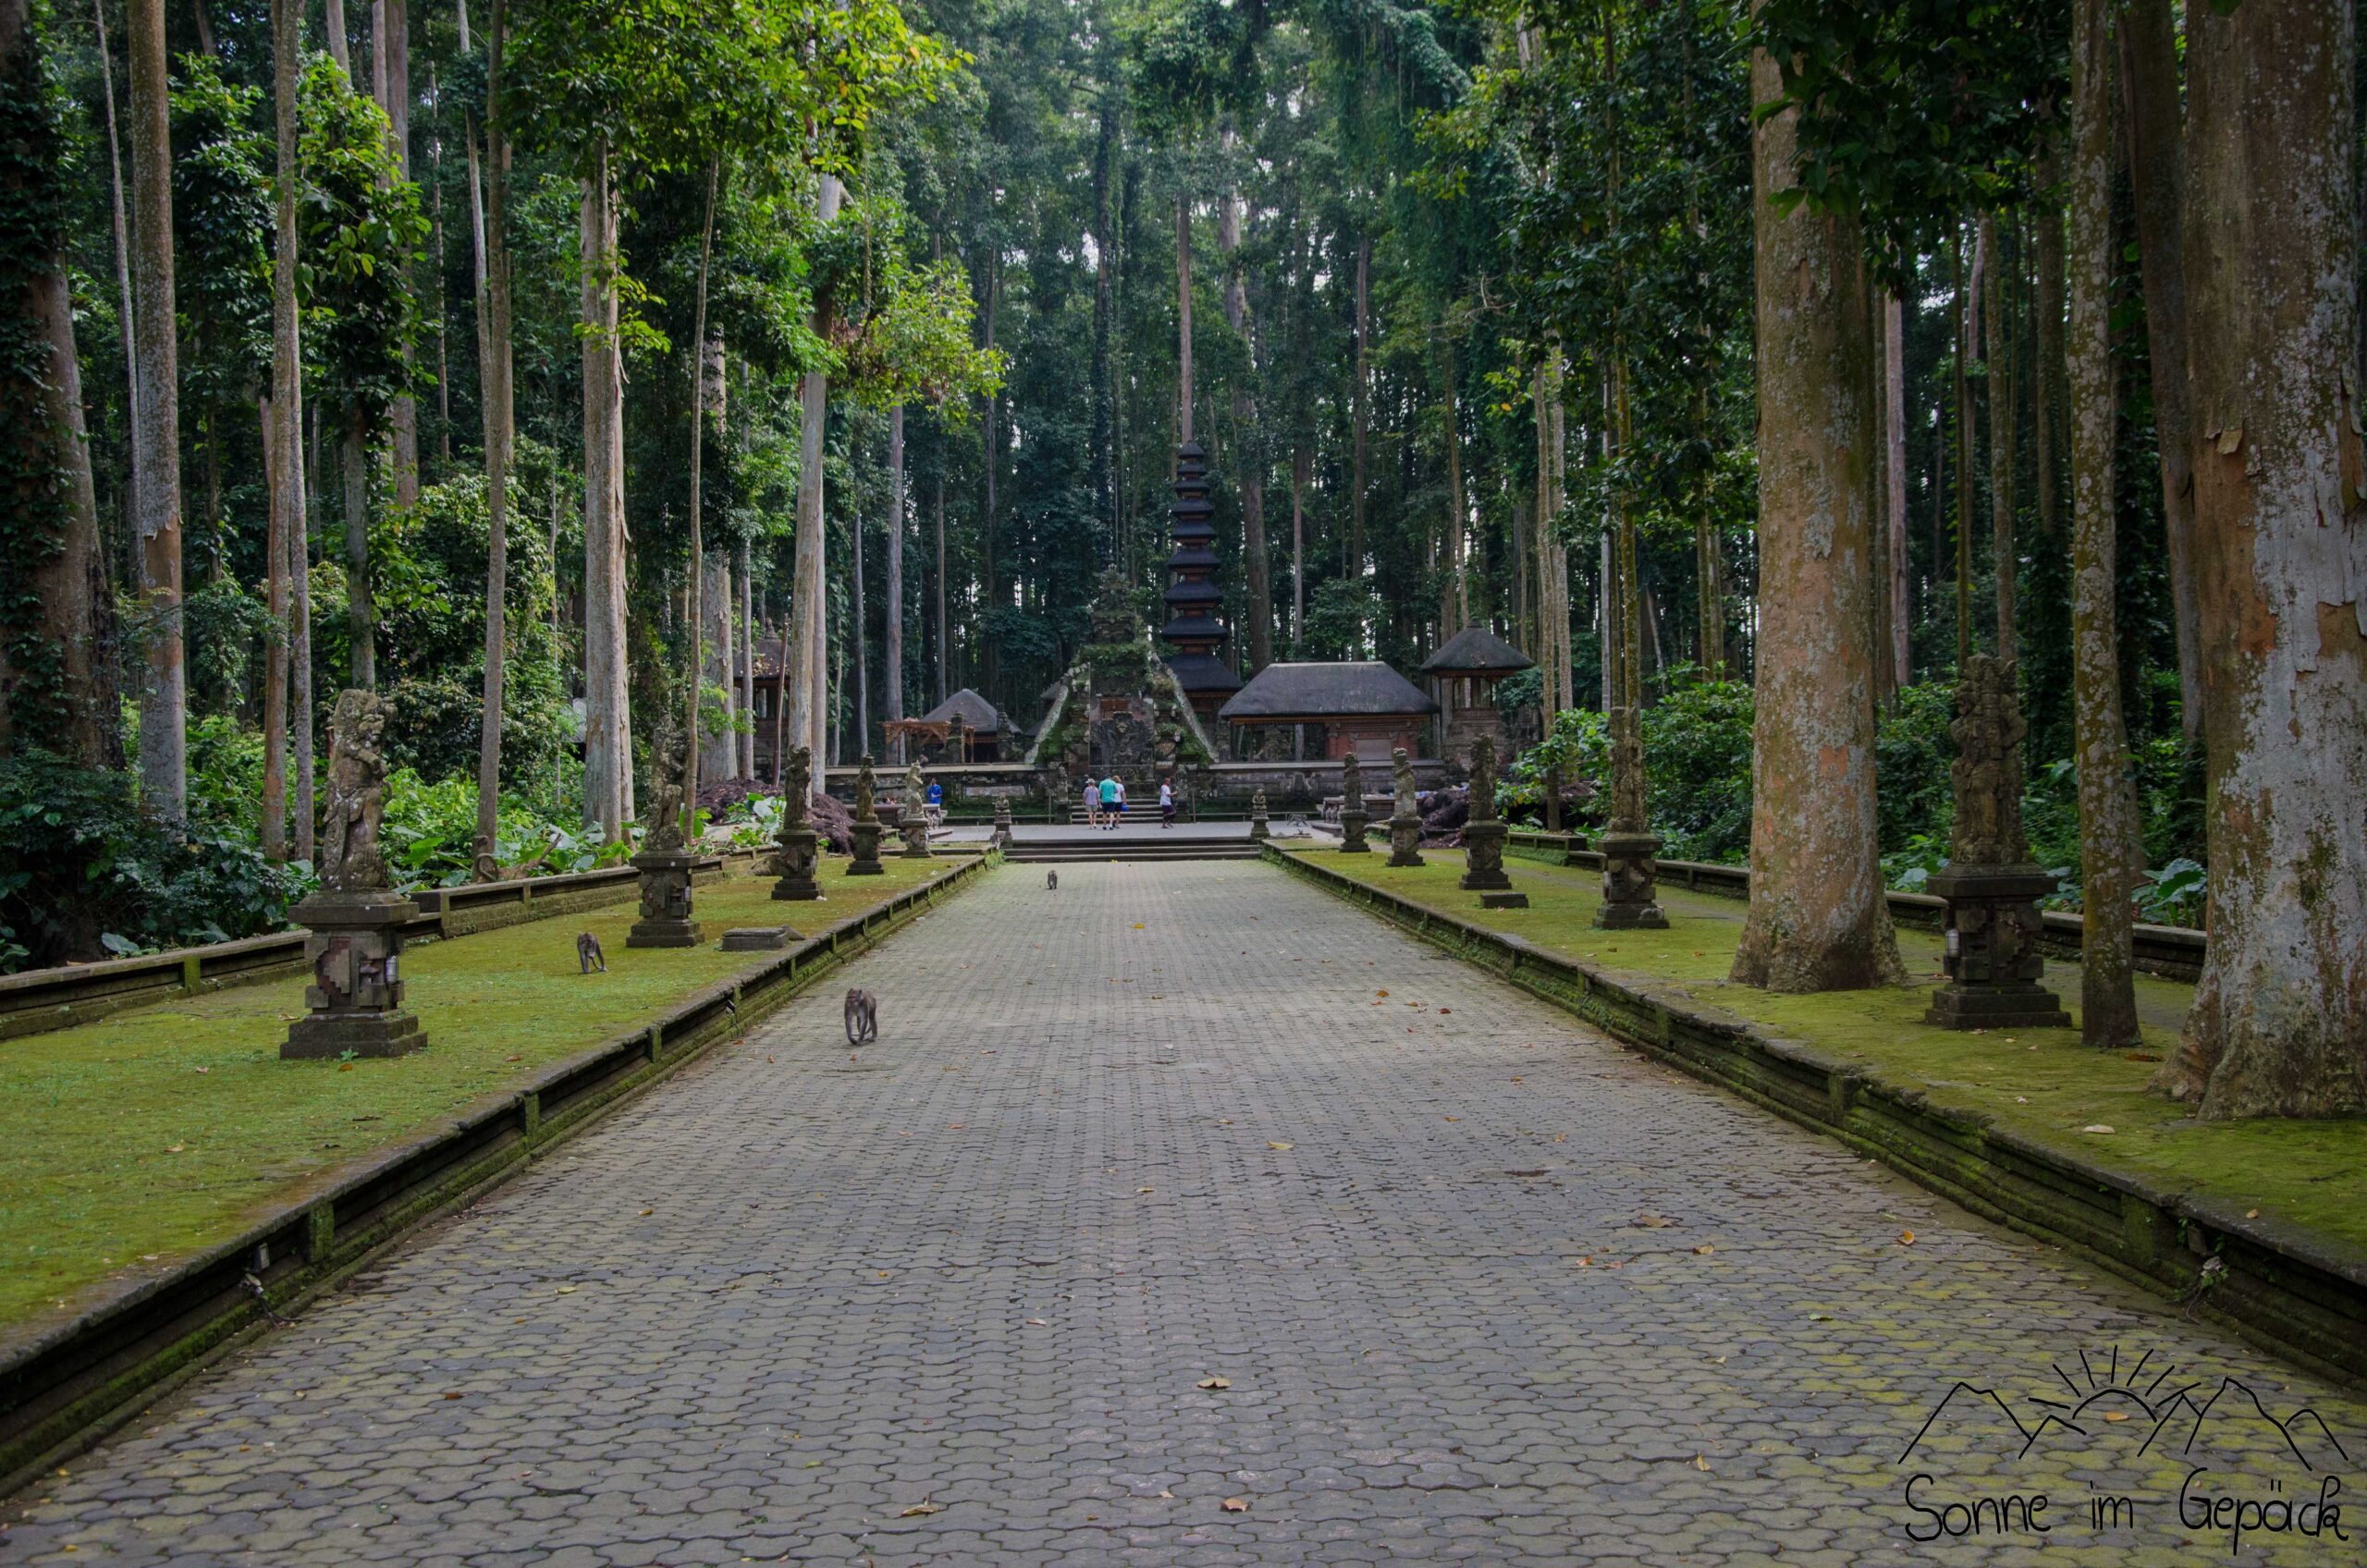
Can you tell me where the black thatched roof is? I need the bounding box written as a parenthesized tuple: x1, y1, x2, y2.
(918, 688, 1002, 730)
(1218, 661, 1439, 723)
(1418, 625, 1535, 676)
(1165, 650, 1245, 694)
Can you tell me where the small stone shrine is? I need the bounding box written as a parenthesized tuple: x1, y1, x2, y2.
(991, 796, 1014, 847)
(1338, 752, 1370, 852)
(1457, 735, 1517, 899)
(286, 691, 425, 1060)
(1594, 702, 1668, 929)
(1248, 789, 1270, 842)
(770, 746, 823, 901)
(846, 754, 886, 875)
(629, 717, 703, 948)
(1386, 747, 1425, 868)
(1927, 655, 2071, 1029)
(901, 760, 932, 857)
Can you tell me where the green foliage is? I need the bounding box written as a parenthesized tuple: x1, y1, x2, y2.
(300, 54, 429, 438)
(377, 767, 632, 888)
(1873, 680, 1957, 854)
(171, 55, 274, 408)
(1303, 576, 1385, 660)
(1635, 673, 1756, 863)
(0, 750, 312, 972)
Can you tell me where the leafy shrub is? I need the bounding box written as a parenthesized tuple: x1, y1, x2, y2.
(0, 750, 312, 971)
(1874, 680, 1956, 853)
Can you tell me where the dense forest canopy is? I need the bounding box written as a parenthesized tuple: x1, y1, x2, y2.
(0, 0, 2361, 1121)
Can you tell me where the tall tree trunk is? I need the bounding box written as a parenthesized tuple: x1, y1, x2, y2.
(325, 0, 349, 74)
(2032, 152, 2067, 543)
(1441, 346, 1467, 635)
(685, 157, 720, 819)
(1218, 155, 1269, 671)
(786, 169, 842, 790)
(934, 396, 948, 705)
(851, 472, 867, 758)
(2154, 0, 2367, 1118)
(128, 0, 182, 816)
(1351, 235, 1369, 572)
(580, 141, 631, 832)
(737, 537, 754, 778)
(1291, 447, 1307, 648)
(264, 0, 306, 856)
(1731, 36, 1904, 993)
(1536, 353, 1572, 715)
(341, 427, 374, 685)
(1981, 214, 2018, 661)
(378, 0, 416, 515)
(2067, 0, 2145, 1050)
(1884, 291, 1912, 689)
(472, 0, 511, 870)
(1, 0, 110, 767)
(1174, 195, 1194, 445)
(93, 0, 137, 499)
(1953, 229, 1979, 668)
(977, 258, 999, 704)
(2117, 0, 2204, 741)
(293, 406, 315, 857)
(886, 403, 904, 759)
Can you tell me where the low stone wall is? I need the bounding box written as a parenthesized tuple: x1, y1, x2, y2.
(0, 851, 997, 1498)
(1502, 829, 2207, 983)
(1267, 846, 2363, 1390)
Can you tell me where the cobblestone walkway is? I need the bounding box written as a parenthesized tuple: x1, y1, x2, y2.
(6, 862, 2363, 1566)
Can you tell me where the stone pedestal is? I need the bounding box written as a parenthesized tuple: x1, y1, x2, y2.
(284, 892, 426, 1060)
(901, 815, 932, 858)
(991, 797, 1014, 848)
(1248, 790, 1270, 842)
(1387, 815, 1424, 867)
(1459, 821, 1510, 890)
(846, 818, 885, 876)
(1594, 831, 1669, 929)
(628, 850, 703, 948)
(1339, 803, 1369, 853)
(770, 827, 822, 901)
(1926, 864, 2071, 1029)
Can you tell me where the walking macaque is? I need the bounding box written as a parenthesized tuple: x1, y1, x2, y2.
(844, 987, 878, 1045)
(576, 932, 607, 974)
(1047, 868, 1059, 891)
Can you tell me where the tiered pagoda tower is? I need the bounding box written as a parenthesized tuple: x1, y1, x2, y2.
(1159, 441, 1242, 721)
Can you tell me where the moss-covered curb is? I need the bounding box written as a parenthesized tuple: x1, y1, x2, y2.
(0, 850, 998, 1499)
(1264, 845, 2367, 1390)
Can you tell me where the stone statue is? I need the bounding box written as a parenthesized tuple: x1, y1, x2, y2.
(847, 753, 886, 875)
(1248, 788, 1270, 842)
(1339, 752, 1369, 853)
(472, 832, 498, 886)
(1948, 654, 2029, 866)
(1392, 748, 1418, 819)
(1458, 735, 1513, 893)
(854, 754, 877, 822)
(904, 758, 926, 808)
(642, 715, 689, 853)
(782, 746, 812, 827)
(771, 746, 822, 900)
(1387, 746, 1424, 868)
(1468, 735, 1500, 823)
(319, 690, 394, 893)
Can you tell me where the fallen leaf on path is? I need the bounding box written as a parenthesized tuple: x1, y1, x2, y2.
(639, 1208, 654, 1217)
(899, 1501, 942, 1517)
(1137, 1187, 1154, 1194)
(2103, 1412, 2128, 1423)
(1196, 1377, 1232, 1390)
(1025, 1318, 1048, 1326)
(1268, 1142, 1294, 1150)
(1637, 1212, 1671, 1229)
(1438, 1008, 1450, 1014)
(1220, 1497, 1249, 1513)
(2247, 1208, 2260, 1219)
(1898, 1231, 1916, 1245)
(1442, 1116, 1461, 1121)
(1693, 1244, 1714, 1256)
(555, 1285, 578, 1294)
(443, 1392, 464, 1401)
(166, 1144, 185, 1154)
(1695, 1456, 1711, 1472)
(1133, 924, 1145, 929)
(193, 1066, 208, 1074)
(2081, 1124, 2116, 1134)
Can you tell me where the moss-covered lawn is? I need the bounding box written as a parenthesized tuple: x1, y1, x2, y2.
(1282, 846, 2367, 1253)
(0, 854, 958, 1332)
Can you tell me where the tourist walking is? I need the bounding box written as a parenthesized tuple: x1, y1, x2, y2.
(1082, 775, 1099, 828)
(1114, 778, 1128, 826)
(1159, 779, 1175, 828)
(1098, 775, 1120, 829)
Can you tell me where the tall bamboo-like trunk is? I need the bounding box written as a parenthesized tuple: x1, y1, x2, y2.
(2116, 0, 2202, 741)
(1351, 236, 1369, 573)
(2154, 0, 2367, 1118)
(2067, 0, 2144, 1049)
(685, 158, 721, 817)
(1981, 214, 2018, 661)
(341, 427, 374, 684)
(1, 0, 111, 767)
(977, 259, 999, 704)
(1953, 231, 1978, 668)
(2032, 152, 2067, 542)
(264, 0, 306, 857)
(934, 396, 948, 705)
(1218, 160, 1269, 671)
(378, 0, 416, 513)
(1731, 38, 1904, 993)
(1884, 292, 1911, 688)
(293, 406, 315, 857)
(127, 0, 182, 816)
(1291, 447, 1307, 648)
(93, 0, 137, 503)
(325, 0, 349, 74)
(1535, 353, 1572, 715)
(1174, 195, 1194, 446)
(785, 170, 843, 790)
(472, 0, 511, 868)
(885, 404, 904, 759)
(736, 538, 753, 778)
(851, 475, 867, 757)
(1441, 346, 1467, 635)
(580, 142, 632, 832)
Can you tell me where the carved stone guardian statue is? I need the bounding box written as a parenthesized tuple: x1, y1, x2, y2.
(629, 715, 703, 948)
(901, 759, 933, 857)
(991, 795, 1014, 848)
(847, 754, 886, 875)
(286, 691, 426, 1059)
(1386, 747, 1425, 867)
(1248, 788, 1270, 842)
(1457, 736, 1517, 898)
(770, 746, 823, 901)
(1594, 701, 1667, 929)
(1927, 655, 2070, 1029)
(1338, 752, 1370, 852)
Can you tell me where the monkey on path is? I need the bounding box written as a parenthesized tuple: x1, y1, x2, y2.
(576, 932, 607, 974)
(844, 988, 878, 1045)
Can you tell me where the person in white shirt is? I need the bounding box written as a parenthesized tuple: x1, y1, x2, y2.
(1082, 775, 1099, 828)
(1159, 779, 1175, 827)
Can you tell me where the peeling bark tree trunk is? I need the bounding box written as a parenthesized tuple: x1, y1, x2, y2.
(1884, 292, 1912, 688)
(1174, 196, 1193, 447)
(379, 0, 416, 515)
(2032, 153, 2067, 543)
(325, 0, 348, 74)
(1352, 237, 1369, 573)
(1981, 214, 2017, 662)
(2067, 0, 2146, 1050)
(472, 0, 511, 866)
(1218, 159, 1270, 672)
(736, 537, 753, 778)
(580, 142, 632, 832)
(1535, 353, 1572, 715)
(128, 0, 183, 817)
(786, 170, 842, 790)
(264, 0, 306, 856)
(2117, 0, 2204, 741)
(885, 403, 904, 760)
(687, 161, 723, 813)
(934, 395, 948, 705)
(341, 427, 374, 686)
(2154, 0, 2367, 1118)
(1731, 39, 1905, 993)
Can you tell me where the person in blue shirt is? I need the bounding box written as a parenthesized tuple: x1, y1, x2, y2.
(1098, 775, 1121, 830)
(925, 779, 942, 808)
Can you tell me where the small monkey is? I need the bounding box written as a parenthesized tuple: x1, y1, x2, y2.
(844, 987, 878, 1046)
(576, 931, 607, 974)
(1046, 868, 1059, 891)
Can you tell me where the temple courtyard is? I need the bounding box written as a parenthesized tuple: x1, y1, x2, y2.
(3, 860, 2361, 1565)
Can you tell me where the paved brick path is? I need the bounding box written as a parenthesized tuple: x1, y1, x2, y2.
(6, 862, 2362, 1566)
